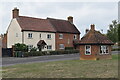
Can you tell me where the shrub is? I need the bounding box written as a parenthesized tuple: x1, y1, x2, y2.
(30, 47, 37, 52)
(14, 43, 28, 52)
(21, 50, 79, 57)
(112, 48, 120, 51)
(65, 47, 74, 50)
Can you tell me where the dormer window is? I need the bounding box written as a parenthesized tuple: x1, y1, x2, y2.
(28, 33, 32, 38)
(59, 34, 63, 39)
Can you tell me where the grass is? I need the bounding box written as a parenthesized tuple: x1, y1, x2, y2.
(2, 54, 118, 78)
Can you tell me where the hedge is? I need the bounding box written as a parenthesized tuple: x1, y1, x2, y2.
(15, 50, 79, 57)
(112, 48, 120, 51)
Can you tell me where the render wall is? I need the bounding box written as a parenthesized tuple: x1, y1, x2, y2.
(7, 19, 22, 48)
(23, 31, 56, 51)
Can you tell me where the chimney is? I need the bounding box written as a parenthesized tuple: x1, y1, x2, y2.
(90, 24, 95, 30)
(12, 7, 19, 18)
(85, 29, 89, 33)
(67, 16, 73, 24)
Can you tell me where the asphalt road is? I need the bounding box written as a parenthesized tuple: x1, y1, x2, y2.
(1, 51, 119, 67)
(2, 53, 80, 67)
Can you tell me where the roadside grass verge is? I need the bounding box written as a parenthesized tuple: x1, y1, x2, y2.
(2, 54, 118, 78)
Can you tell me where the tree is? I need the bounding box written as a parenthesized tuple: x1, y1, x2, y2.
(107, 20, 118, 43)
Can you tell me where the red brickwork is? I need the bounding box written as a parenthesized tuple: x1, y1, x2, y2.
(80, 45, 112, 60)
(55, 33, 80, 50)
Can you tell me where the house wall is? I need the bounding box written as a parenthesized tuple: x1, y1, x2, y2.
(80, 45, 98, 60)
(7, 19, 22, 48)
(97, 45, 112, 60)
(80, 45, 112, 60)
(55, 33, 80, 50)
(23, 31, 56, 51)
(2, 34, 7, 48)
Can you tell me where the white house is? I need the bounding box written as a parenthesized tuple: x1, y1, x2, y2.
(7, 8, 80, 51)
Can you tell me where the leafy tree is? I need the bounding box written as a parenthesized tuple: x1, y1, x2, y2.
(107, 20, 118, 43)
(118, 23, 120, 46)
(14, 43, 28, 52)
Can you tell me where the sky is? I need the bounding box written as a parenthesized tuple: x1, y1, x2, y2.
(0, 0, 119, 37)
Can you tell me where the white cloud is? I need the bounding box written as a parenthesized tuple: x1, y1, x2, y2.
(0, 2, 118, 37)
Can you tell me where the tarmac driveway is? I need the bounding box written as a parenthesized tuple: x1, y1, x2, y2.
(2, 53, 80, 66)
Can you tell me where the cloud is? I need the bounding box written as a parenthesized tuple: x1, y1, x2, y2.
(0, 2, 118, 37)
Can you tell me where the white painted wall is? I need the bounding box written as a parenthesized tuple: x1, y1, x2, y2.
(7, 19, 22, 48)
(23, 31, 56, 51)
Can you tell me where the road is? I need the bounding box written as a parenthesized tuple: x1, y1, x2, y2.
(1, 51, 119, 67)
(2, 53, 80, 67)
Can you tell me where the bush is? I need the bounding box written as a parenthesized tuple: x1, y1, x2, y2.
(14, 43, 28, 52)
(112, 48, 120, 51)
(22, 50, 79, 57)
(65, 47, 74, 50)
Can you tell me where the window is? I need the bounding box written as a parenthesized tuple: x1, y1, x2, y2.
(59, 44, 64, 49)
(59, 34, 63, 39)
(16, 33, 18, 37)
(74, 35, 77, 39)
(40, 34, 41, 38)
(85, 45, 91, 55)
(27, 45, 33, 51)
(28, 33, 32, 38)
(47, 34, 51, 39)
(47, 45, 52, 50)
(100, 45, 109, 54)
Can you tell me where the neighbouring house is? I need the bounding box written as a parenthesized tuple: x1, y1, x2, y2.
(76, 24, 114, 60)
(6, 8, 80, 51)
(0, 36, 2, 57)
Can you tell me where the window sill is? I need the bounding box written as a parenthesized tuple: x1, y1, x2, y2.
(59, 38, 63, 39)
(85, 53, 91, 55)
(28, 38, 33, 39)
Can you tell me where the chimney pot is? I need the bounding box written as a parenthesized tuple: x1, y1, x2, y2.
(67, 16, 73, 24)
(12, 7, 19, 18)
(85, 29, 89, 33)
(91, 24, 95, 30)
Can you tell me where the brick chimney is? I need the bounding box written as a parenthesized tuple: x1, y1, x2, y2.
(85, 29, 89, 33)
(67, 16, 73, 24)
(90, 24, 95, 30)
(12, 7, 19, 18)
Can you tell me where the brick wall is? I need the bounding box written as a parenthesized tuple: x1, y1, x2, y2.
(2, 34, 7, 48)
(55, 33, 80, 50)
(80, 45, 112, 60)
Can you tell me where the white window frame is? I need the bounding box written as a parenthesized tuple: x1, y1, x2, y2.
(16, 33, 18, 37)
(40, 34, 41, 38)
(59, 34, 63, 39)
(85, 45, 91, 55)
(47, 45, 52, 50)
(28, 33, 33, 39)
(74, 35, 77, 39)
(47, 34, 51, 39)
(100, 45, 109, 54)
(59, 44, 64, 49)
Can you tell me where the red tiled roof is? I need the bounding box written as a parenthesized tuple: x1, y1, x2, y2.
(79, 25, 114, 45)
(47, 18, 80, 34)
(17, 16, 56, 32)
(16, 16, 80, 34)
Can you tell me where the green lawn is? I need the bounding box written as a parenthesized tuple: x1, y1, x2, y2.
(2, 54, 119, 78)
